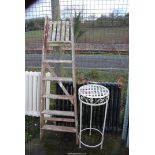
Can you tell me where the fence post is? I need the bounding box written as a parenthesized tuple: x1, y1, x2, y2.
(122, 84, 129, 147)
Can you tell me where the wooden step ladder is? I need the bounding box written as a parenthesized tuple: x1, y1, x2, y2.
(40, 16, 78, 144)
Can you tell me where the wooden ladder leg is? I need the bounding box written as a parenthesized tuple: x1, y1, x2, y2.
(40, 50, 46, 141)
(40, 16, 48, 142)
(74, 93, 79, 145)
(40, 62, 46, 141)
(71, 18, 79, 145)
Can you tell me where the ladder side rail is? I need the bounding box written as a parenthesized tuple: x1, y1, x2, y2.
(48, 21, 53, 41)
(70, 17, 78, 145)
(40, 16, 49, 141)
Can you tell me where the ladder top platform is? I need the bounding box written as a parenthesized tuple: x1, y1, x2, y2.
(47, 20, 73, 43)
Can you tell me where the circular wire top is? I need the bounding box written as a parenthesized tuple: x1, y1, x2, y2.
(78, 84, 109, 99)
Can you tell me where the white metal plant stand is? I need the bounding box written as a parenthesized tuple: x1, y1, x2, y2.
(78, 84, 109, 149)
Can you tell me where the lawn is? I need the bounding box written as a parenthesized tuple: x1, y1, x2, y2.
(77, 27, 129, 44)
(25, 30, 44, 49)
(25, 30, 43, 38)
(25, 27, 129, 49)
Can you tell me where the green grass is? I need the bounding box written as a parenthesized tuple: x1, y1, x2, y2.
(25, 132, 32, 143)
(25, 30, 43, 38)
(25, 27, 128, 44)
(25, 116, 40, 143)
(78, 27, 129, 43)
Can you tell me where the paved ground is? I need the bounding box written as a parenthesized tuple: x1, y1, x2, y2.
(25, 54, 129, 70)
(25, 132, 129, 155)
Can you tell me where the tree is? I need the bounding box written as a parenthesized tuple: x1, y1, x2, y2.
(125, 13, 129, 18)
(109, 12, 115, 26)
(88, 15, 96, 21)
(124, 13, 129, 26)
(25, 18, 44, 31)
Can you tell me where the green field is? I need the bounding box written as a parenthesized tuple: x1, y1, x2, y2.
(25, 30, 43, 38)
(25, 27, 129, 48)
(25, 30, 44, 48)
(78, 27, 129, 43)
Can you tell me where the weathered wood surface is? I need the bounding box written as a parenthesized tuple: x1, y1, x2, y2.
(56, 21, 61, 41)
(40, 16, 49, 141)
(51, 21, 57, 41)
(48, 21, 71, 42)
(41, 125, 76, 133)
(42, 109, 75, 117)
(42, 94, 74, 100)
(40, 17, 78, 144)
(61, 21, 66, 41)
(65, 21, 70, 41)
(44, 117, 75, 123)
(70, 17, 78, 145)
(43, 77, 73, 82)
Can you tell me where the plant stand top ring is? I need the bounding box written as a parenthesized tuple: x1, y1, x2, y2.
(78, 84, 109, 106)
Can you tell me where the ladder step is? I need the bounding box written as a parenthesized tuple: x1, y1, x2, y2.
(48, 41, 71, 44)
(43, 77, 73, 82)
(42, 110, 75, 117)
(42, 94, 74, 100)
(44, 117, 75, 122)
(43, 60, 72, 64)
(41, 124, 76, 133)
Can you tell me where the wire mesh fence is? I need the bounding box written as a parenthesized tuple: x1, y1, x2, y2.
(25, 0, 129, 50)
(25, 0, 129, 71)
(25, 0, 129, 123)
(25, 0, 129, 67)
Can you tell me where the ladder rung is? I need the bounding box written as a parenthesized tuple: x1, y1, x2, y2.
(43, 60, 72, 64)
(42, 94, 74, 100)
(44, 117, 75, 123)
(41, 125, 76, 133)
(48, 41, 71, 44)
(42, 110, 75, 117)
(43, 77, 73, 82)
